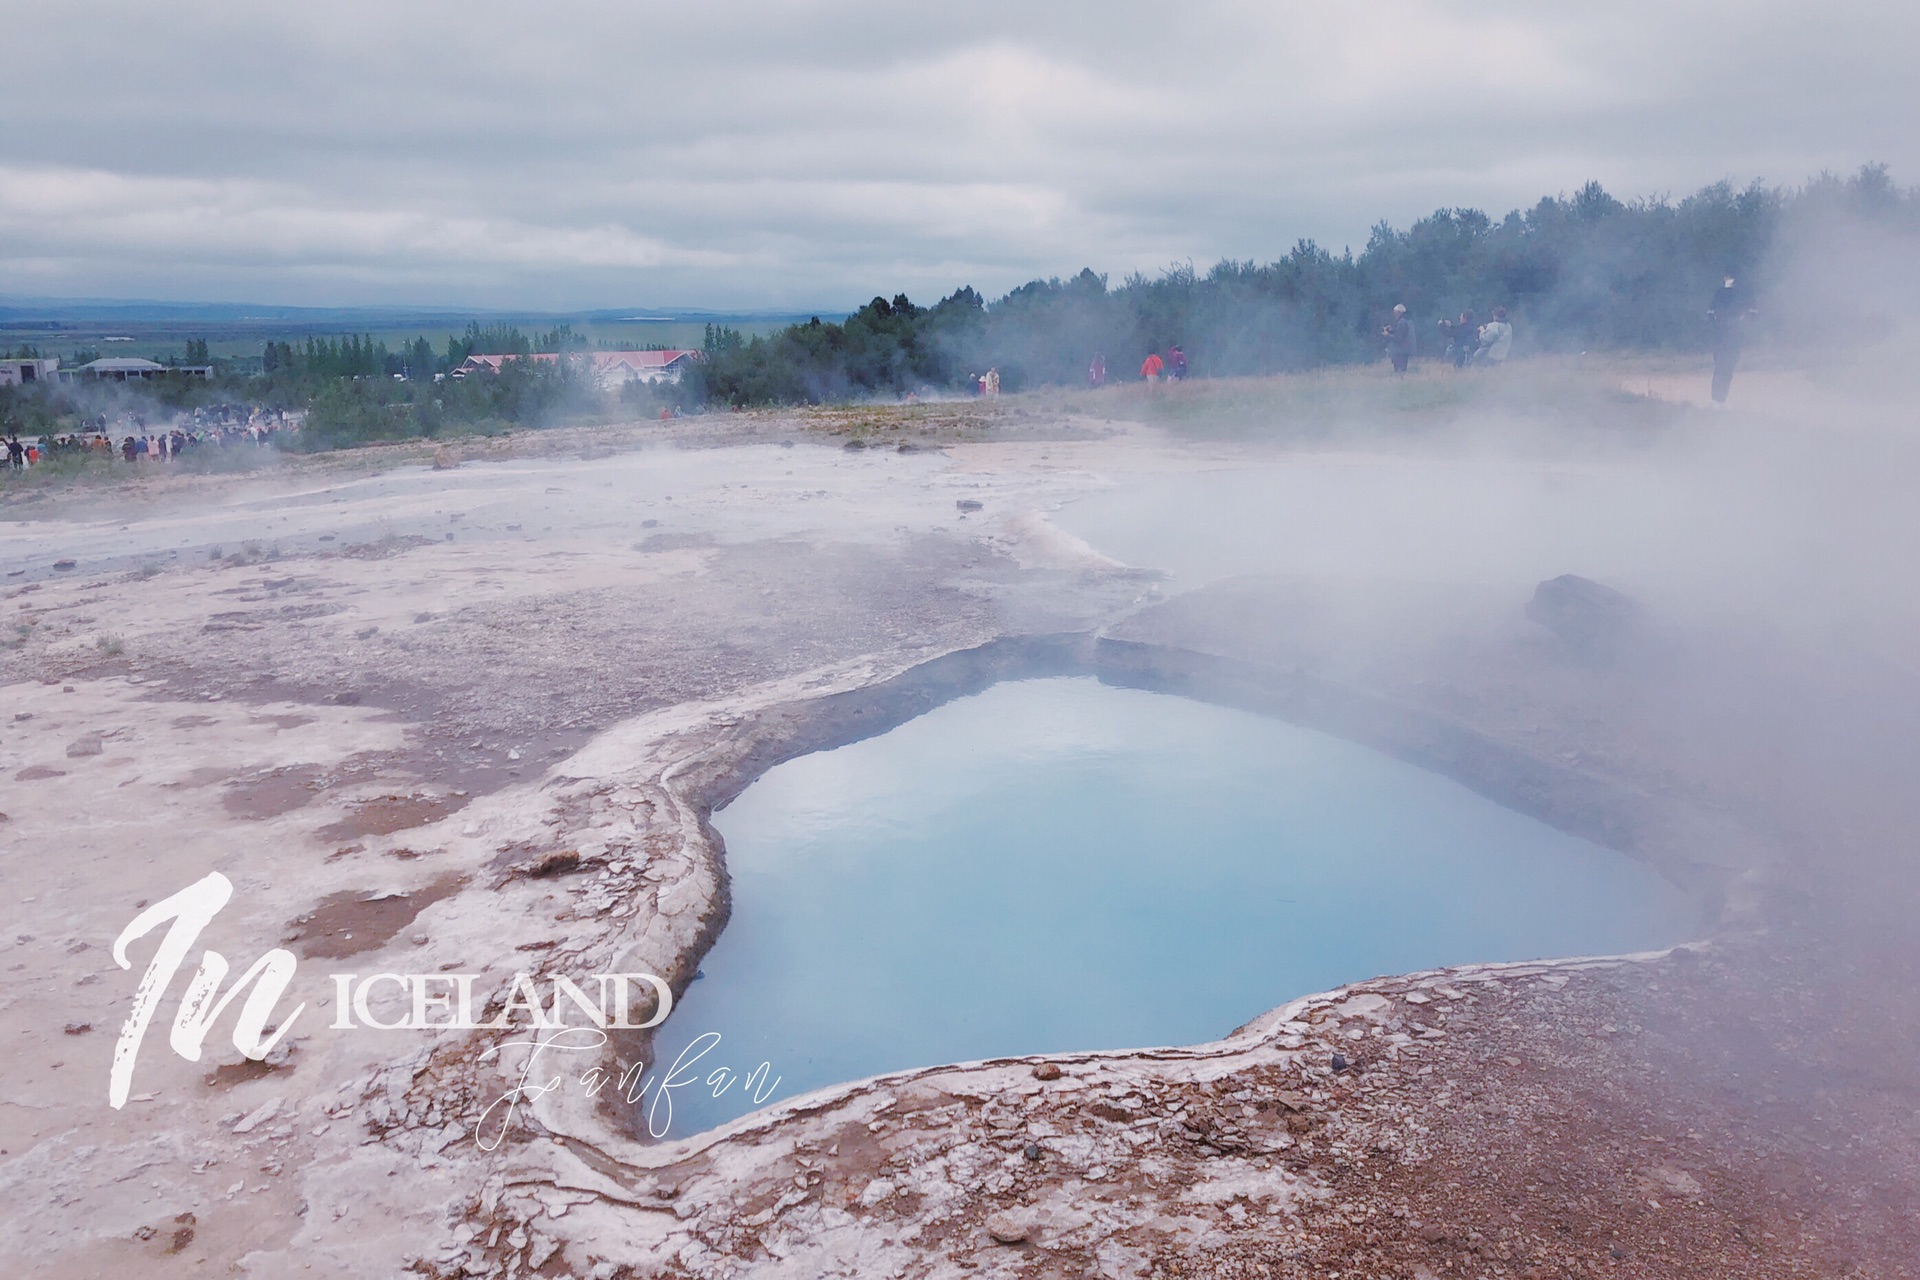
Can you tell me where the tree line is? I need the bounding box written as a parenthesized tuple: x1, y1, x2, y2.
(691, 166, 1915, 403)
(257, 322, 600, 382)
(6, 165, 1914, 451)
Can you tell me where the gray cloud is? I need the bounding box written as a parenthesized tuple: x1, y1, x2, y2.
(1, 0, 1913, 309)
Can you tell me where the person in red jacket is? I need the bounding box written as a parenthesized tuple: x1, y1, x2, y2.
(1140, 351, 1165, 383)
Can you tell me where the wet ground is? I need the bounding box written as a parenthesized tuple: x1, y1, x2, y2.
(2, 391, 1916, 1278)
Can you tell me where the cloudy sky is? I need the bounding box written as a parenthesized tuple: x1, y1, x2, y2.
(1, 1, 1913, 311)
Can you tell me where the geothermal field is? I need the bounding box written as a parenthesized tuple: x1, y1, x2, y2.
(4, 366, 1919, 1279)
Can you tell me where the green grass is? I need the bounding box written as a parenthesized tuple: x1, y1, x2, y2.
(1028, 356, 1688, 441)
(786, 356, 1693, 447)
(798, 400, 1009, 443)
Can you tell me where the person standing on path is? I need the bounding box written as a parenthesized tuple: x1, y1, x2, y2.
(1473, 307, 1514, 366)
(1382, 305, 1414, 373)
(1140, 351, 1164, 383)
(1438, 307, 1478, 368)
(1708, 275, 1756, 404)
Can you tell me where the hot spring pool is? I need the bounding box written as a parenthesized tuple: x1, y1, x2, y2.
(644, 677, 1696, 1136)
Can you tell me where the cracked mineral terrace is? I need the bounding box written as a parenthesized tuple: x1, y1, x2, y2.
(3, 397, 1916, 1279)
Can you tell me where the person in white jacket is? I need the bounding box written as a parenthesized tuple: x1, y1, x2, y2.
(1473, 307, 1514, 366)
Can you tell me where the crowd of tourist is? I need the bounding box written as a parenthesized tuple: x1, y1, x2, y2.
(3, 408, 295, 473)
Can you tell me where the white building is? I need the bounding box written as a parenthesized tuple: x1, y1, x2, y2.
(0, 357, 59, 387)
(593, 349, 700, 385)
(76, 358, 211, 381)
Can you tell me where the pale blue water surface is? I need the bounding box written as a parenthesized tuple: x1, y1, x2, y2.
(644, 677, 1696, 1136)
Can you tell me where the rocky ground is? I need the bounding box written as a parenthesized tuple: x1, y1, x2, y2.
(2, 395, 1915, 1278)
(443, 940, 1919, 1280)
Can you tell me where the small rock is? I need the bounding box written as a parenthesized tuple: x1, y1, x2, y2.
(1023, 1143, 1044, 1162)
(522, 850, 582, 878)
(63, 1022, 92, 1035)
(1032, 1062, 1063, 1081)
(1646, 1165, 1704, 1196)
(1336, 993, 1392, 1020)
(985, 1209, 1034, 1244)
(66, 735, 105, 758)
(955, 499, 983, 512)
(232, 1097, 283, 1134)
(1526, 573, 1645, 657)
(1331, 1053, 1351, 1073)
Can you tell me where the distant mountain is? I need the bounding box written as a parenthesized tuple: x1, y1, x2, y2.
(0, 295, 837, 328)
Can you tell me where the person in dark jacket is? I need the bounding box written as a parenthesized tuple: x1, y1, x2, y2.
(1708, 275, 1756, 404)
(1381, 304, 1414, 372)
(1437, 307, 1478, 368)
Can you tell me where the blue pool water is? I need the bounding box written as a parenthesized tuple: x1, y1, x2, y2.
(643, 677, 1696, 1136)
